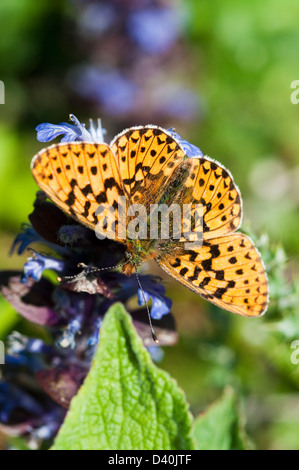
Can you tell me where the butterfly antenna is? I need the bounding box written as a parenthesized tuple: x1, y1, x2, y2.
(57, 261, 127, 282)
(135, 269, 158, 344)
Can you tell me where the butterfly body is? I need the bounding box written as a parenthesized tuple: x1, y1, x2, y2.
(123, 239, 156, 275)
(122, 159, 198, 274)
(31, 125, 268, 317)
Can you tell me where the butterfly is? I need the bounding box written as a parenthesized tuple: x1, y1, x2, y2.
(31, 125, 268, 318)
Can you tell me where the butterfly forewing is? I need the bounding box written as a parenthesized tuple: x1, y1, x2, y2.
(31, 142, 126, 242)
(110, 126, 185, 208)
(172, 157, 242, 242)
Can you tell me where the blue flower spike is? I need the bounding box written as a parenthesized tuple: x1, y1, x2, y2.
(36, 114, 106, 144)
(22, 250, 65, 283)
(137, 279, 172, 320)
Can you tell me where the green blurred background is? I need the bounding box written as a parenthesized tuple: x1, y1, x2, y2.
(0, 0, 299, 450)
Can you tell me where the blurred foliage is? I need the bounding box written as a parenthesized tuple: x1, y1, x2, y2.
(193, 387, 253, 450)
(0, 0, 299, 450)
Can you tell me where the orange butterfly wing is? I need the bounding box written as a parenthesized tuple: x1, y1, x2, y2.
(31, 142, 126, 242)
(156, 233, 268, 317)
(170, 156, 242, 242)
(110, 126, 185, 209)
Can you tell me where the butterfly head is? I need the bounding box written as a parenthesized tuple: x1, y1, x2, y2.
(122, 246, 143, 276)
(122, 239, 155, 276)
(122, 260, 136, 276)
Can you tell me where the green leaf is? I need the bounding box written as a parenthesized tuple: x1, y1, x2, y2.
(52, 302, 195, 450)
(192, 387, 252, 450)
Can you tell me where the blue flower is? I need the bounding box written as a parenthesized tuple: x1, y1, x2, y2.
(36, 114, 106, 144)
(0, 382, 44, 423)
(0, 378, 65, 440)
(128, 7, 181, 54)
(77, 2, 116, 37)
(70, 66, 139, 115)
(31, 409, 66, 441)
(160, 87, 200, 121)
(22, 251, 66, 283)
(5, 352, 43, 374)
(168, 128, 203, 158)
(57, 317, 83, 350)
(137, 278, 172, 320)
(147, 346, 164, 363)
(36, 121, 84, 143)
(10, 225, 44, 255)
(8, 331, 54, 358)
(10, 222, 71, 259)
(102, 272, 172, 320)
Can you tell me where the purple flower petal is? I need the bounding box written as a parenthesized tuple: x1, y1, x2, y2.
(69, 66, 139, 115)
(128, 7, 180, 54)
(58, 265, 114, 297)
(157, 87, 200, 121)
(36, 366, 86, 409)
(0, 271, 59, 326)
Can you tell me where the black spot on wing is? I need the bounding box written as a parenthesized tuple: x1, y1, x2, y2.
(170, 258, 181, 268)
(82, 184, 92, 196)
(188, 266, 202, 282)
(199, 277, 210, 288)
(180, 267, 188, 276)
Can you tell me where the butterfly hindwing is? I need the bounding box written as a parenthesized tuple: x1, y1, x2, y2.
(156, 233, 268, 317)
